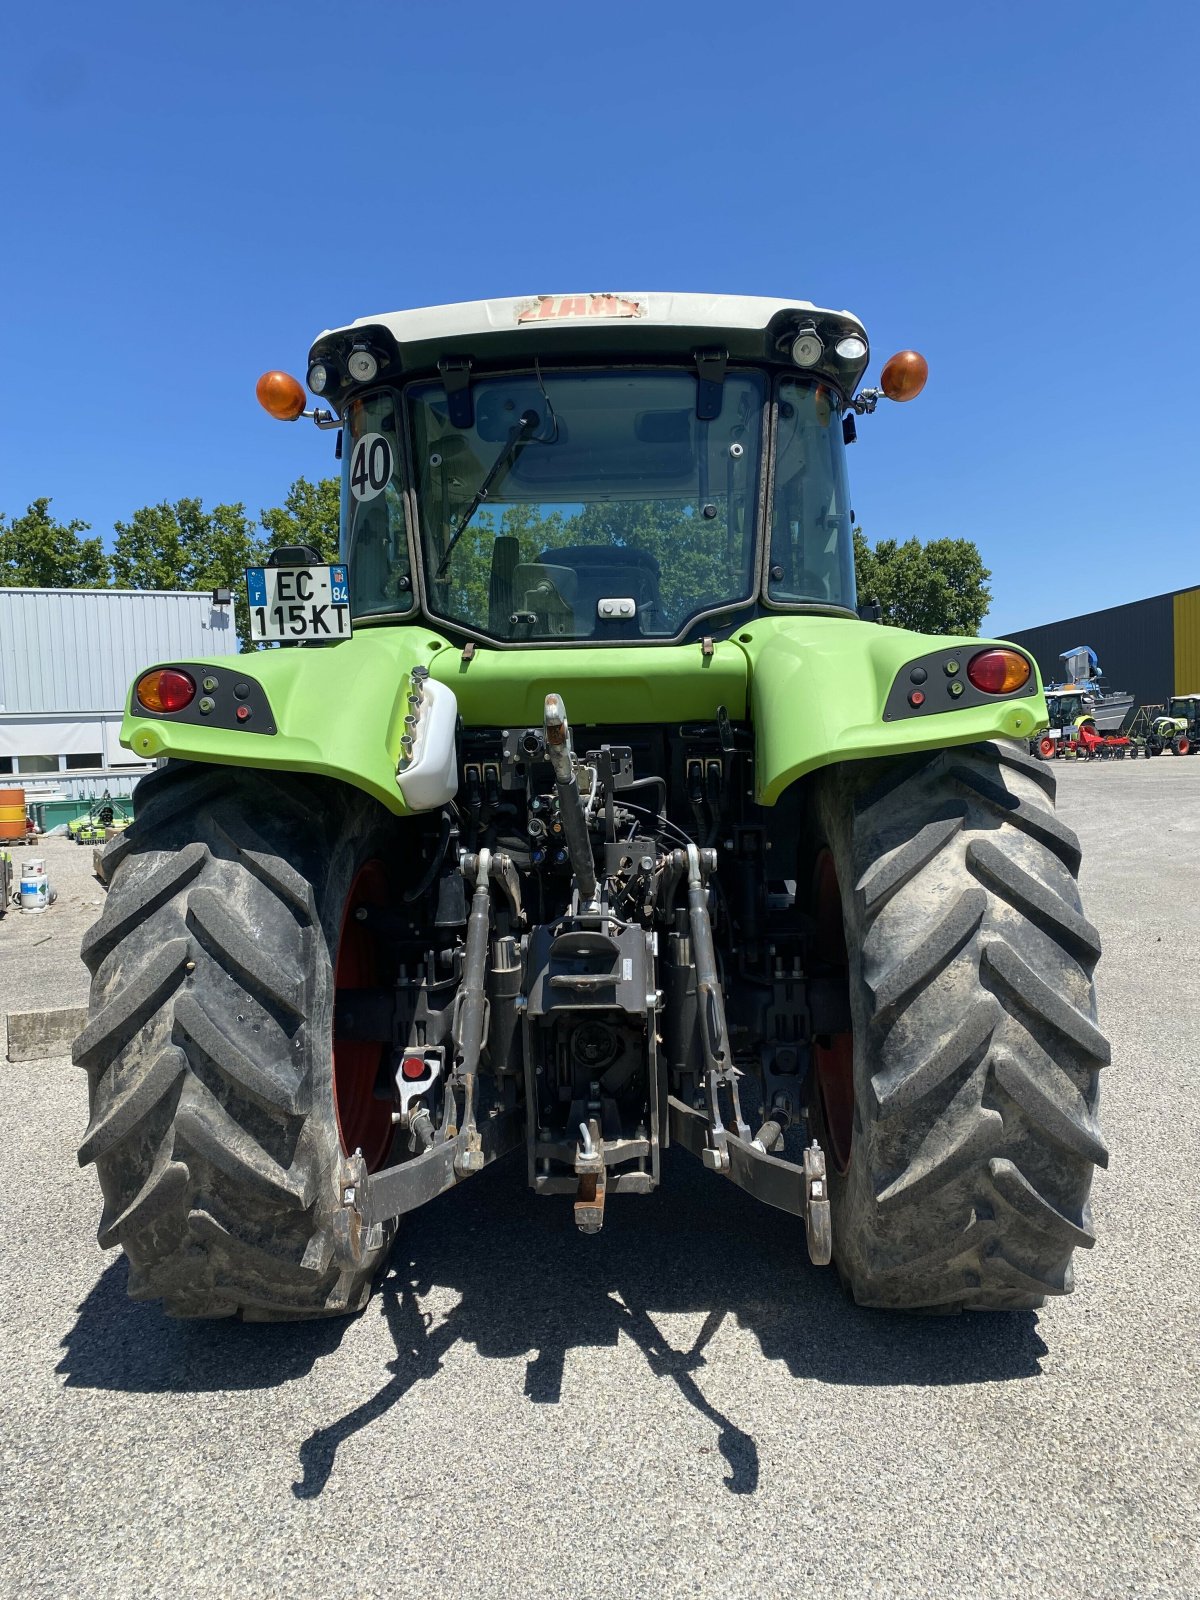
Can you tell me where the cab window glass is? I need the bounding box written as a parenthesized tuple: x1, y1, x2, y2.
(768, 379, 856, 610)
(408, 369, 763, 641)
(341, 391, 415, 618)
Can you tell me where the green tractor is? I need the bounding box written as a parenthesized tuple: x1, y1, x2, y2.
(1145, 695, 1200, 756)
(76, 293, 1107, 1321)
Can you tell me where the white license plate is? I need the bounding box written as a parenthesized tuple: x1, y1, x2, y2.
(246, 565, 351, 642)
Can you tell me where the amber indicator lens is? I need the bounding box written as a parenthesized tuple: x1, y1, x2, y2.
(967, 649, 1031, 695)
(136, 668, 197, 713)
(255, 370, 307, 420)
(880, 350, 929, 402)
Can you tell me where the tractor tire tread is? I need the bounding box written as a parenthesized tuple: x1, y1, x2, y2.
(966, 838, 1102, 964)
(819, 740, 1106, 1311)
(856, 808, 966, 915)
(947, 762, 1082, 871)
(76, 761, 387, 1320)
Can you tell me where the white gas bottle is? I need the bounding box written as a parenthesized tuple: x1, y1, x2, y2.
(19, 857, 49, 913)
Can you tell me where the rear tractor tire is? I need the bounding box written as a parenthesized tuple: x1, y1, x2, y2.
(75, 762, 407, 1320)
(807, 740, 1109, 1311)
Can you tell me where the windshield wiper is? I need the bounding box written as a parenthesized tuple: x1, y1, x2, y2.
(433, 408, 543, 580)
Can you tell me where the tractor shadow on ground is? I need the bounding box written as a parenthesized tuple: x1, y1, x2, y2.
(59, 1150, 1048, 1499)
(57, 1254, 350, 1392)
(292, 1149, 1047, 1499)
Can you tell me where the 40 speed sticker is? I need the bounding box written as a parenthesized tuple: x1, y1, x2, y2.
(349, 433, 393, 502)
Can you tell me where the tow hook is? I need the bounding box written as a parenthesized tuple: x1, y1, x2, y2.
(574, 1117, 607, 1234)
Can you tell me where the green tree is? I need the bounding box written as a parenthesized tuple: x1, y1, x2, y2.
(259, 476, 340, 562)
(853, 529, 992, 634)
(0, 498, 109, 588)
(111, 497, 266, 648)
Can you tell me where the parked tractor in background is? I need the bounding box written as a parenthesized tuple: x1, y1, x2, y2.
(1035, 691, 1141, 760)
(1035, 692, 1121, 758)
(1144, 696, 1200, 756)
(75, 292, 1107, 1325)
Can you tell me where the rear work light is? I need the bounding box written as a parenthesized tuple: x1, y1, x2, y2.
(136, 668, 197, 713)
(967, 648, 1031, 696)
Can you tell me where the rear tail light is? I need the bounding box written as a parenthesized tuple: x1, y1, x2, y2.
(136, 668, 197, 713)
(967, 649, 1031, 695)
(400, 1054, 429, 1081)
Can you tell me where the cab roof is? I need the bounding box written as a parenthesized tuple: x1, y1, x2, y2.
(308, 292, 871, 408)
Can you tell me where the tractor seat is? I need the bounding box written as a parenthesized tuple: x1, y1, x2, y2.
(534, 546, 666, 630)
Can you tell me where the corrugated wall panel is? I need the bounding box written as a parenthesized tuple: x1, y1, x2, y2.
(0, 589, 239, 714)
(1173, 587, 1200, 694)
(1005, 592, 1176, 715)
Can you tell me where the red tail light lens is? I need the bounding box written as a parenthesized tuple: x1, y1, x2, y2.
(136, 668, 197, 713)
(400, 1055, 429, 1081)
(967, 649, 1031, 695)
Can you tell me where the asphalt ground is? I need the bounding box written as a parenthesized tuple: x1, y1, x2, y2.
(1, 755, 1197, 1599)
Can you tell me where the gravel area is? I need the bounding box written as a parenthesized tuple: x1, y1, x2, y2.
(0, 756, 1197, 1599)
(0, 835, 107, 1015)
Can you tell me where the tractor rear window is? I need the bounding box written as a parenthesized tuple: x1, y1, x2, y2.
(340, 391, 416, 620)
(409, 369, 764, 641)
(768, 379, 856, 612)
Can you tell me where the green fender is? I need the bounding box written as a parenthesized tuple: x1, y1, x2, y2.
(120, 616, 1044, 815)
(121, 628, 453, 815)
(734, 615, 1044, 804)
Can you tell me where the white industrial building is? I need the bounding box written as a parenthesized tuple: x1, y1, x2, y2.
(0, 587, 238, 805)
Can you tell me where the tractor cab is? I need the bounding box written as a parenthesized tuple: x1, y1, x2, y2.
(294, 294, 926, 647)
(1047, 691, 1091, 727)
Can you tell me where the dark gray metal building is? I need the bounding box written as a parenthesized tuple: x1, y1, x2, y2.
(1006, 582, 1200, 716)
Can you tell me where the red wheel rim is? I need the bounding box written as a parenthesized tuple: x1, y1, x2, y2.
(1039, 736, 1056, 758)
(333, 860, 394, 1172)
(1179, 738, 1190, 755)
(812, 849, 854, 1174)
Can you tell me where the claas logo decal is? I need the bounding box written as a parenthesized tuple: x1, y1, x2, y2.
(518, 294, 642, 323)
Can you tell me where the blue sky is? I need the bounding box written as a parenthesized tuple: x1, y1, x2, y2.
(2, 0, 1195, 632)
